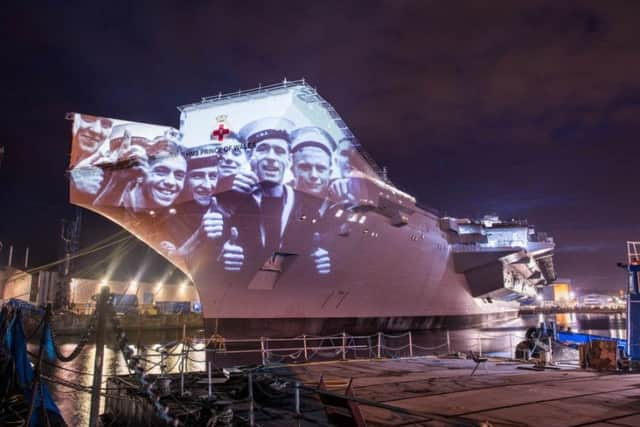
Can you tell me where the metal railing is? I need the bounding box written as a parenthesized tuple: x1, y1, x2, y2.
(129, 329, 539, 372)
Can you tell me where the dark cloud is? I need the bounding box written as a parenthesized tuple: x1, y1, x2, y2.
(1, 1, 639, 290)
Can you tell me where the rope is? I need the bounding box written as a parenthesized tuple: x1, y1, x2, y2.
(48, 312, 97, 362)
(382, 344, 410, 352)
(382, 331, 411, 339)
(110, 302, 181, 426)
(8, 232, 134, 281)
(412, 342, 448, 351)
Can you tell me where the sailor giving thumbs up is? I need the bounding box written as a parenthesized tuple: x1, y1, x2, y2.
(220, 227, 244, 272)
(202, 197, 224, 240)
(311, 232, 331, 275)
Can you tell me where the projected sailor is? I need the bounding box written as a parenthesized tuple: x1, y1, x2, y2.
(213, 134, 253, 194)
(69, 114, 114, 197)
(290, 126, 335, 199)
(87, 125, 184, 211)
(70, 114, 114, 166)
(71, 123, 150, 204)
(218, 134, 251, 179)
(329, 137, 357, 202)
(185, 151, 219, 207)
(124, 138, 186, 211)
(328, 137, 373, 206)
(159, 148, 221, 257)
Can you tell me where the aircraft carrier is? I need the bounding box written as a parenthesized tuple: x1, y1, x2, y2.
(67, 80, 556, 337)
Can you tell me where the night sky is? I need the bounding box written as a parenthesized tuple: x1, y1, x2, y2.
(1, 1, 639, 293)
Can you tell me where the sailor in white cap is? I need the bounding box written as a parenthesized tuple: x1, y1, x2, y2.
(123, 136, 187, 211)
(329, 137, 370, 203)
(218, 117, 295, 255)
(233, 117, 295, 195)
(184, 147, 220, 207)
(290, 126, 336, 198)
(161, 146, 226, 264)
(217, 131, 251, 179)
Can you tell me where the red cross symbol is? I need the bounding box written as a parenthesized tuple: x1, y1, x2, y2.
(211, 123, 230, 141)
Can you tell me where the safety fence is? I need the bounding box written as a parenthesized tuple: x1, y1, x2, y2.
(127, 329, 539, 374)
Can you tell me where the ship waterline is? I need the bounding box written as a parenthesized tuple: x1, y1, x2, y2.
(68, 80, 554, 337)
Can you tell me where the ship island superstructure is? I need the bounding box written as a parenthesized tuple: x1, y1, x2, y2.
(67, 80, 556, 337)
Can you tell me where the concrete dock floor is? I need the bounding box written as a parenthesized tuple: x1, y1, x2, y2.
(263, 356, 640, 426)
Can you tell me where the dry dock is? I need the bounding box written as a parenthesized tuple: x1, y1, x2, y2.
(263, 356, 640, 426)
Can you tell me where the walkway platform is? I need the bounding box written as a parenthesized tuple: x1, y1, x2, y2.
(264, 356, 640, 426)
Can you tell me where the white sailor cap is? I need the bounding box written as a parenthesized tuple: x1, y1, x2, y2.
(290, 126, 336, 158)
(238, 117, 295, 147)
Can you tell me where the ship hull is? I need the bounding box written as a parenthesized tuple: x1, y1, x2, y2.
(203, 311, 519, 338)
(192, 201, 521, 338)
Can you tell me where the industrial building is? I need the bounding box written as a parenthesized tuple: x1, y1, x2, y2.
(542, 279, 574, 305)
(0, 268, 201, 314)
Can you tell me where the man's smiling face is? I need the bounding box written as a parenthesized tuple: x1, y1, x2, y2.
(143, 155, 187, 208)
(251, 138, 290, 185)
